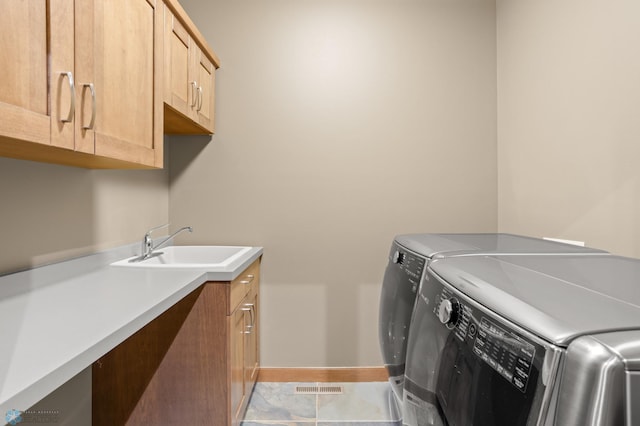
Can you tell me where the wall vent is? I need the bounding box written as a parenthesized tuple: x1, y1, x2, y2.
(295, 385, 343, 394)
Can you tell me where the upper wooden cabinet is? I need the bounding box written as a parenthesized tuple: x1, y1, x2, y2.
(0, 0, 219, 169)
(163, 1, 219, 134)
(0, 0, 163, 169)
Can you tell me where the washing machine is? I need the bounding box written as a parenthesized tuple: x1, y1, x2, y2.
(403, 254, 640, 426)
(378, 233, 607, 417)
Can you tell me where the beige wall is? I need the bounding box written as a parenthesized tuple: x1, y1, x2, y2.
(171, 0, 498, 367)
(497, 0, 640, 256)
(0, 154, 169, 275)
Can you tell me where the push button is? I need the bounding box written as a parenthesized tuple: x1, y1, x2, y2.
(468, 322, 477, 337)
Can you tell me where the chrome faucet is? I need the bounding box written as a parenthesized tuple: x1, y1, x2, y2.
(132, 224, 193, 262)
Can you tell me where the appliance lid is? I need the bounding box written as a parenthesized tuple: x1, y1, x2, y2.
(395, 233, 606, 259)
(428, 254, 640, 346)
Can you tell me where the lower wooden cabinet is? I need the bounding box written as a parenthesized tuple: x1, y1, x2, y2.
(93, 258, 261, 425)
(231, 275, 260, 422)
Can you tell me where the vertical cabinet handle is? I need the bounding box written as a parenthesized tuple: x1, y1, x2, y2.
(190, 81, 198, 107)
(60, 72, 76, 123)
(242, 303, 255, 333)
(197, 86, 203, 112)
(83, 83, 96, 130)
(248, 303, 256, 328)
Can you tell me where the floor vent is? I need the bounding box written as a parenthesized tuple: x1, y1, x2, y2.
(295, 385, 344, 394)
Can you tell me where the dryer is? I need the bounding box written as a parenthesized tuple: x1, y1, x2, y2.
(403, 254, 640, 425)
(378, 233, 606, 416)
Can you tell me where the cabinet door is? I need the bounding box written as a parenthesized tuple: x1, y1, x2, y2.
(164, 8, 192, 117)
(50, 0, 76, 150)
(193, 48, 215, 132)
(0, 0, 50, 146)
(76, 0, 163, 167)
(230, 302, 246, 424)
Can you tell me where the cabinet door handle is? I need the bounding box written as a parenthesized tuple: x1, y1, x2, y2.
(60, 72, 75, 123)
(242, 302, 256, 331)
(190, 81, 198, 107)
(242, 308, 253, 333)
(82, 83, 96, 130)
(196, 86, 203, 111)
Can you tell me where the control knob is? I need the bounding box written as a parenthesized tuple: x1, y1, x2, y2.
(438, 298, 459, 327)
(392, 250, 405, 265)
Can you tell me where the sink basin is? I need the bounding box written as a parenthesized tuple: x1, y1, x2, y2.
(112, 246, 253, 268)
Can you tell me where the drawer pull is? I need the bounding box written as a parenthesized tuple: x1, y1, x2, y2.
(240, 274, 255, 285)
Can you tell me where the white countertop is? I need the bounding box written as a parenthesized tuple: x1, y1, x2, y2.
(0, 243, 263, 415)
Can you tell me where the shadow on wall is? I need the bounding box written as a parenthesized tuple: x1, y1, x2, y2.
(0, 157, 97, 275)
(168, 135, 211, 184)
(0, 156, 169, 276)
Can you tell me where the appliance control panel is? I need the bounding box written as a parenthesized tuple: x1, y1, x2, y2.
(434, 288, 536, 393)
(473, 317, 535, 392)
(392, 248, 426, 291)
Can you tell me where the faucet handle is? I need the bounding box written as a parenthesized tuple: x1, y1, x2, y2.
(141, 223, 169, 259)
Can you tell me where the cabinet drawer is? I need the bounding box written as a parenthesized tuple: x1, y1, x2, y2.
(229, 259, 260, 313)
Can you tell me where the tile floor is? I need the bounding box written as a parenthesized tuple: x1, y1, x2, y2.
(241, 382, 401, 426)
